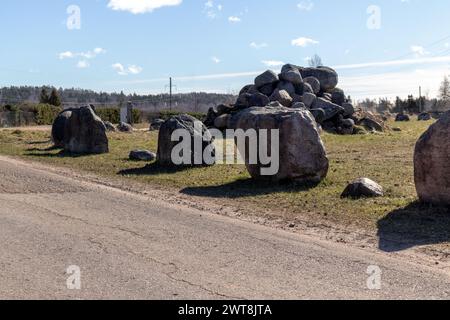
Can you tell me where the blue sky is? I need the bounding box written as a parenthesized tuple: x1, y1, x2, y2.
(1, 0, 450, 100)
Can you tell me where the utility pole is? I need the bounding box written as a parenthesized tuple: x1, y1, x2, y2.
(169, 77, 172, 111)
(419, 86, 423, 113)
(165, 77, 177, 111)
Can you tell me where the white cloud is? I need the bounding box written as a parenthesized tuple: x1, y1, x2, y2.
(58, 48, 106, 60)
(334, 55, 450, 70)
(107, 0, 182, 14)
(297, 0, 314, 11)
(59, 51, 75, 60)
(204, 0, 222, 19)
(228, 16, 241, 23)
(211, 56, 221, 64)
(291, 37, 319, 47)
(113, 63, 143, 75)
(250, 42, 268, 49)
(341, 66, 450, 100)
(77, 60, 90, 69)
(261, 60, 284, 67)
(128, 65, 143, 74)
(410, 45, 429, 57)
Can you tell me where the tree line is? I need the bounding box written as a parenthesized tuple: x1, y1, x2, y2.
(0, 86, 235, 113)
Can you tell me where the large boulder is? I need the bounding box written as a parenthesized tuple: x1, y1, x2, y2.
(312, 98, 345, 122)
(61, 106, 109, 154)
(330, 88, 346, 106)
(341, 178, 384, 198)
(236, 92, 270, 108)
(414, 111, 450, 205)
(255, 70, 279, 88)
(303, 77, 321, 94)
(299, 67, 339, 91)
(302, 93, 317, 108)
(157, 114, 215, 166)
(395, 113, 410, 122)
(52, 110, 73, 148)
(279, 64, 303, 85)
(230, 105, 329, 183)
(418, 112, 432, 121)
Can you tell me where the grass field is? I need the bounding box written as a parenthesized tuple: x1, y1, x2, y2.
(1, 119, 450, 251)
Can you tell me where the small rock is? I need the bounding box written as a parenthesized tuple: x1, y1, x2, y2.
(117, 122, 134, 132)
(129, 150, 156, 162)
(341, 178, 384, 198)
(150, 119, 165, 131)
(104, 121, 117, 132)
(270, 89, 293, 107)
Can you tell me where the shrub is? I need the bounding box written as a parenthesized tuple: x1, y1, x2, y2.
(156, 110, 206, 122)
(33, 104, 63, 125)
(95, 107, 142, 124)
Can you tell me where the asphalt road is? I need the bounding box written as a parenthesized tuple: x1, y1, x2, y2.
(0, 156, 449, 299)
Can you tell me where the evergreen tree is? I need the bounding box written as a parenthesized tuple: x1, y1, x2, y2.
(48, 88, 62, 107)
(39, 88, 49, 104)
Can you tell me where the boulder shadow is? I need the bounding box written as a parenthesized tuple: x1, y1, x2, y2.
(118, 162, 193, 176)
(26, 140, 52, 146)
(377, 201, 450, 252)
(181, 179, 320, 198)
(25, 149, 96, 158)
(26, 145, 60, 152)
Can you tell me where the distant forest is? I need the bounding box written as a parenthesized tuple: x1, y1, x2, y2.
(0, 86, 236, 113)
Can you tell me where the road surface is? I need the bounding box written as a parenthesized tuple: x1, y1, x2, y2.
(0, 155, 449, 299)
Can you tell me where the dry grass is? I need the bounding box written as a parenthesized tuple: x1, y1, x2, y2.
(2, 119, 450, 251)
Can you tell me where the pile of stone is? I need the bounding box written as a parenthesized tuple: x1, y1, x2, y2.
(206, 64, 367, 135)
(52, 105, 109, 154)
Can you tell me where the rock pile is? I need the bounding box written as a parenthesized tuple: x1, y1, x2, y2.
(206, 64, 363, 135)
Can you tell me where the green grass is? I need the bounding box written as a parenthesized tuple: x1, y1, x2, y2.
(2, 119, 450, 247)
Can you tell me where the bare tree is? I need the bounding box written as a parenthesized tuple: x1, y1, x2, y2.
(439, 76, 450, 101)
(308, 54, 323, 67)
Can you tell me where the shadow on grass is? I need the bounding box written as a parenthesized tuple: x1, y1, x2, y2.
(26, 140, 52, 146)
(118, 162, 192, 176)
(181, 179, 320, 198)
(25, 149, 95, 158)
(26, 145, 60, 152)
(377, 202, 450, 252)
